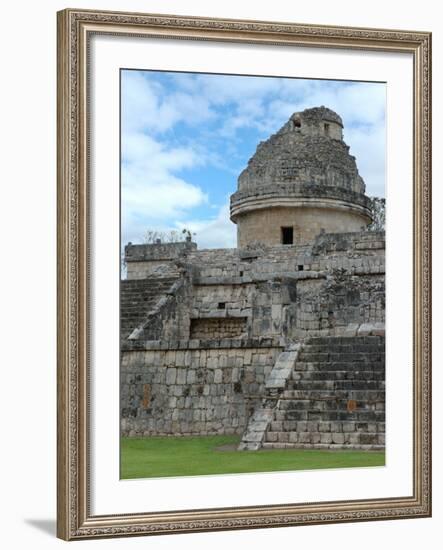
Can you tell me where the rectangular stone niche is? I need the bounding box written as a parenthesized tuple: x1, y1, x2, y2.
(190, 317, 247, 339)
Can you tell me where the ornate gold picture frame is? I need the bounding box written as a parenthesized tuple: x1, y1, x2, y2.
(57, 8, 431, 540)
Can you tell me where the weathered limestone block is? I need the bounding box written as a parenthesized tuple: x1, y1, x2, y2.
(121, 345, 282, 436)
(265, 345, 301, 390)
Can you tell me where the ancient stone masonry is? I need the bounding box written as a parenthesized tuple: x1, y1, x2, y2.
(120, 277, 179, 340)
(230, 106, 372, 248)
(190, 318, 247, 340)
(125, 240, 197, 279)
(262, 336, 385, 450)
(121, 339, 283, 436)
(121, 106, 386, 451)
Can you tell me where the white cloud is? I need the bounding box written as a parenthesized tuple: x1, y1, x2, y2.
(345, 125, 386, 197)
(121, 71, 171, 133)
(189, 74, 281, 105)
(121, 132, 208, 244)
(175, 201, 237, 249)
(123, 201, 237, 250)
(122, 71, 215, 134)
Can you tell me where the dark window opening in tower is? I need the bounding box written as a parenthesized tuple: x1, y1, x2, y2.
(324, 123, 330, 136)
(293, 119, 301, 129)
(281, 227, 294, 245)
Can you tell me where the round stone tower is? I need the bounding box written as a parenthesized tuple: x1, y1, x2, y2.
(230, 106, 373, 248)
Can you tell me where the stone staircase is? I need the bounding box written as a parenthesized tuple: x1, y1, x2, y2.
(263, 336, 385, 450)
(120, 277, 178, 340)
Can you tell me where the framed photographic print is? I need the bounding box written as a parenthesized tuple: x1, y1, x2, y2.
(57, 8, 431, 540)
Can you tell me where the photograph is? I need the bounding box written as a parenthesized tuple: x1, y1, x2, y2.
(55, 7, 431, 540)
(2, 0, 439, 546)
(119, 70, 387, 479)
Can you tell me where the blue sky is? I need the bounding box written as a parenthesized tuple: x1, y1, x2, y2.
(121, 70, 385, 249)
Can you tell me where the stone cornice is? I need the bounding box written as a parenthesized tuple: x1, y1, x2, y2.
(230, 185, 373, 223)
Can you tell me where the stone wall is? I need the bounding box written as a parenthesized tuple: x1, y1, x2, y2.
(126, 260, 180, 280)
(121, 341, 283, 436)
(186, 231, 385, 280)
(280, 116, 343, 140)
(237, 113, 365, 194)
(189, 280, 295, 340)
(124, 232, 385, 344)
(235, 205, 369, 248)
(189, 232, 385, 339)
(121, 232, 386, 439)
(294, 274, 385, 336)
(125, 241, 197, 280)
(278, 107, 344, 140)
(190, 318, 247, 339)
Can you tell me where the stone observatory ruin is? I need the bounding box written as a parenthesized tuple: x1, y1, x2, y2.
(230, 107, 372, 247)
(121, 106, 385, 451)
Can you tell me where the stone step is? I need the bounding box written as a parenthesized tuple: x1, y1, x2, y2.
(265, 431, 385, 446)
(121, 291, 172, 300)
(291, 370, 385, 381)
(308, 336, 384, 346)
(121, 295, 162, 300)
(121, 306, 158, 314)
(121, 294, 174, 302)
(121, 303, 159, 312)
(122, 277, 177, 285)
(302, 343, 385, 354)
(281, 389, 385, 400)
(298, 352, 384, 363)
(288, 380, 385, 391)
(277, 399, 384, 412)
(122, 279, 176, 292)
(293, 361, 385, 372)
(262, 442, 385, 451)
(122, 286, 170, 291)
(121, 292, 172, 300)
(120, 277, 178, 338)
(268, 420, 385, 433)
(121, 313, 156, 320)
(271, 410, 385, 422)
(121, 287, 176, 296)
(121, 287, 173, 294)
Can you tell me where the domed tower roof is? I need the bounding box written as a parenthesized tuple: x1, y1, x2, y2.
(230, 106, 373, 248)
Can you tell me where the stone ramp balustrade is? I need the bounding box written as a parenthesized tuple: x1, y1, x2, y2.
(237, 408, 275, 451)
(238, 344, 301, 450)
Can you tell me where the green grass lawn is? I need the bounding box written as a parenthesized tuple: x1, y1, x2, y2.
(121, 435, 385, 479)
